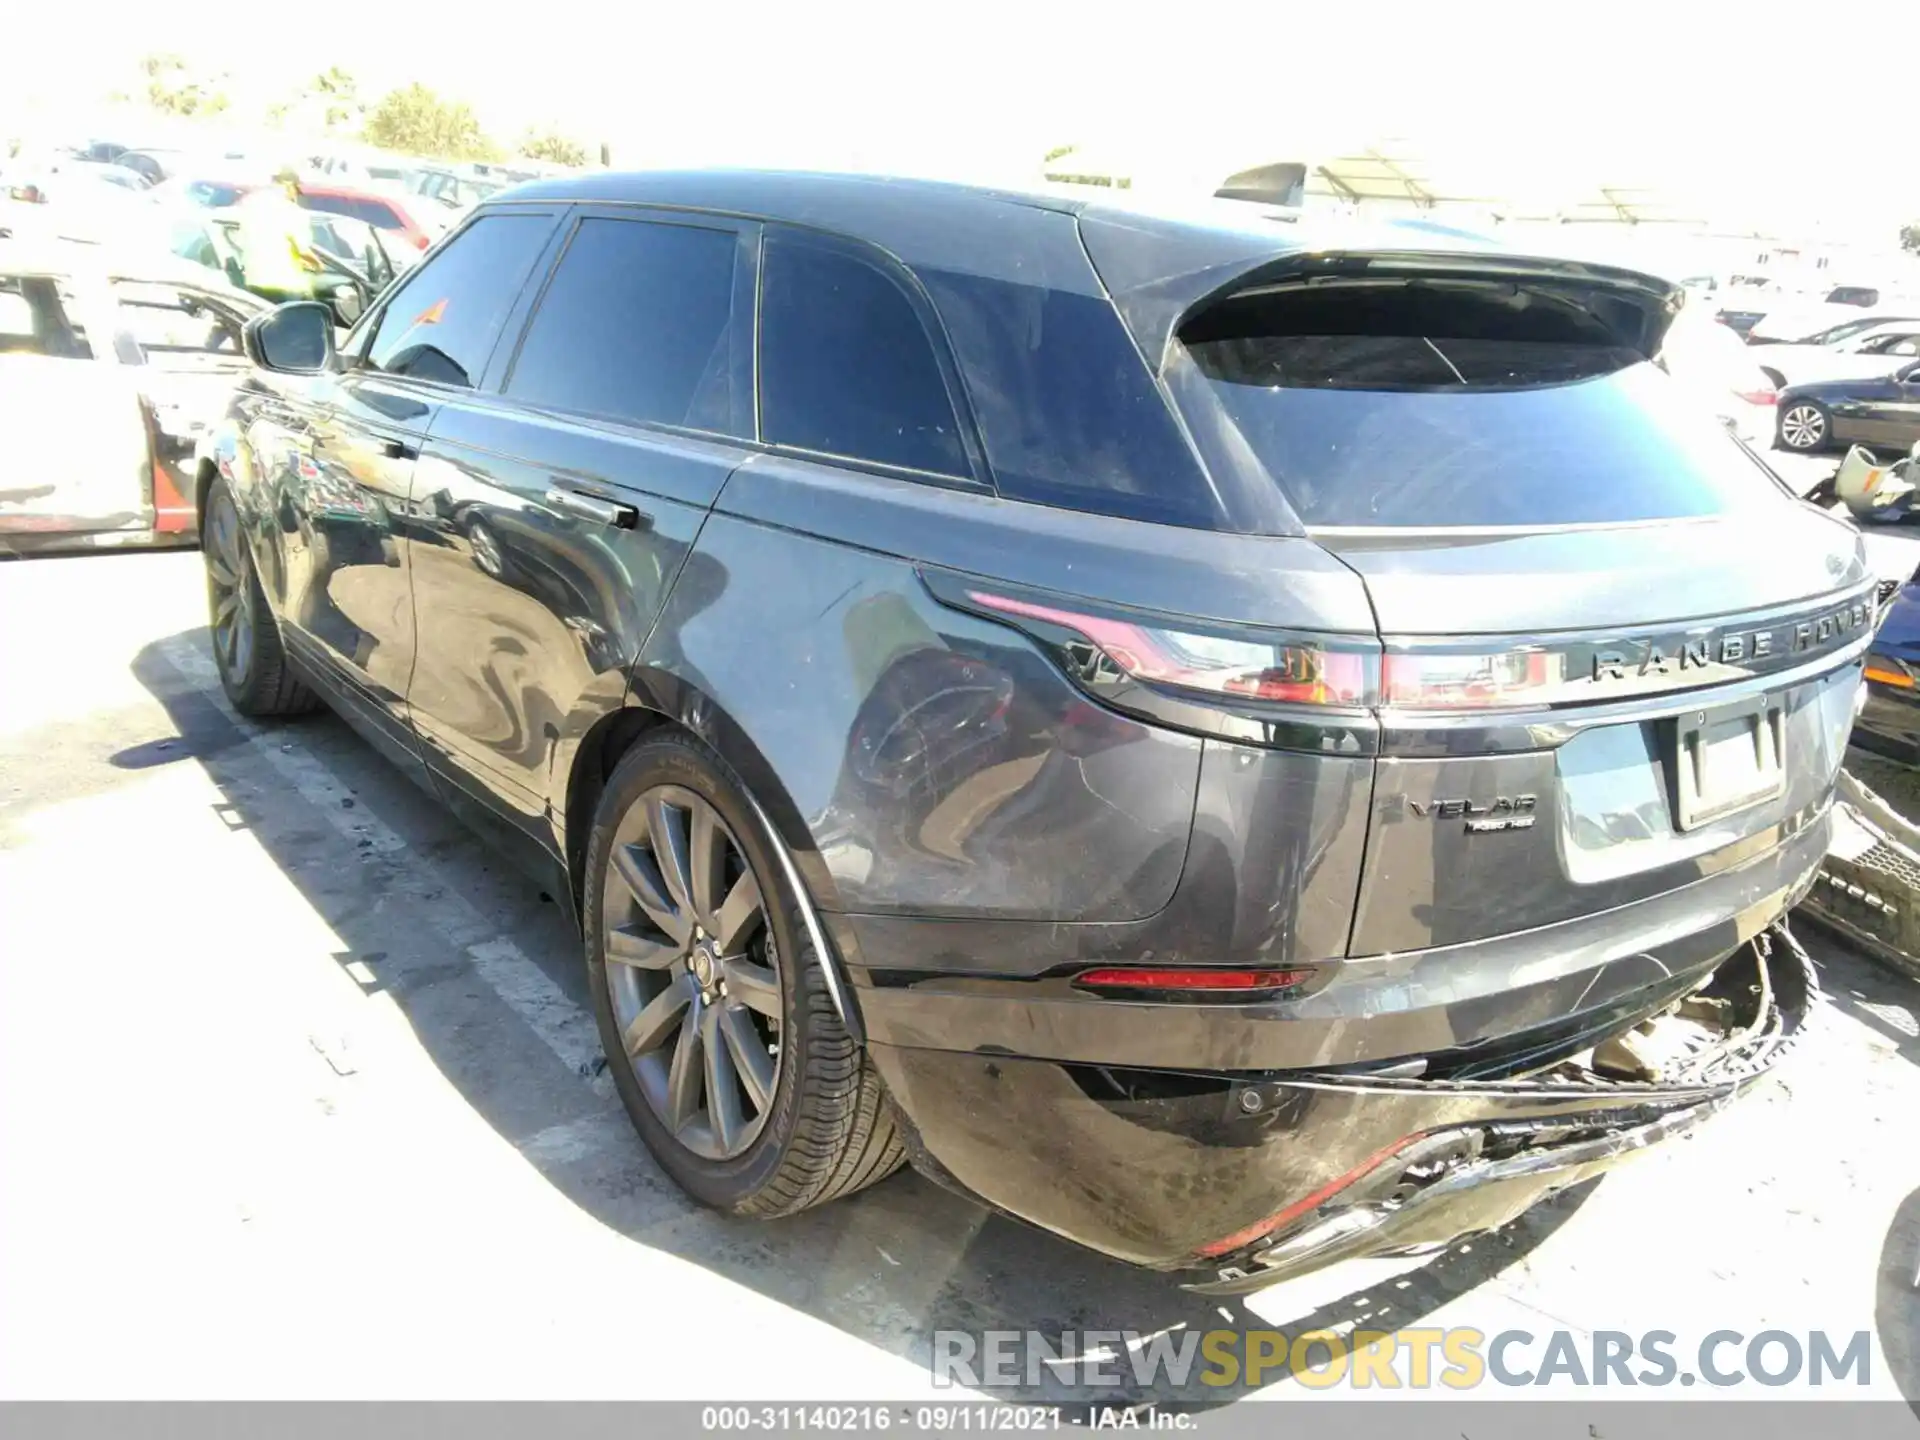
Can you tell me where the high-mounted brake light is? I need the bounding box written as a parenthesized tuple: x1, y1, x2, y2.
(1074, 967, 1315, 992)
(964, 590, 1368, 705)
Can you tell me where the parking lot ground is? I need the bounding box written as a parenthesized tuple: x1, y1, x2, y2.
(1, 550, 1917, 1404)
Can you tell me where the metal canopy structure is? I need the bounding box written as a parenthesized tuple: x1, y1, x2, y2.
(1299, 141, 1712, 227)
(1047, 135, 1722, 228)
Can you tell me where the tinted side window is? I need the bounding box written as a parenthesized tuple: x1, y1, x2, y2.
(759, 234, 967, 477)
(363, 213, 551, 389)
(352, 198, 401, 229)
(302, 193, 393, 229)
(925, 270, 1217, 528)
(506, 217, 742, 435)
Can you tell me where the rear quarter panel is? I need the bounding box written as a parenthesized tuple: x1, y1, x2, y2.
(632, 474, 1210, 922)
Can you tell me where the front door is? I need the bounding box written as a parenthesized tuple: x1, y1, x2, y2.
(405, 208, 758, 854)
(110, 278, 257, 535)
(265, 208, 563, 763)
(0, 272, 145, 546)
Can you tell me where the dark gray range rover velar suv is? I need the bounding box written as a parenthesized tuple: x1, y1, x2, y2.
(201, 171, 1869, 1291)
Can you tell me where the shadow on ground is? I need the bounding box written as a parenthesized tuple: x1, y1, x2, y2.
(35, 625, 1627, 1404)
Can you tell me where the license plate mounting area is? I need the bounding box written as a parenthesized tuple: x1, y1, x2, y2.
(1672, 695, 1786, 832)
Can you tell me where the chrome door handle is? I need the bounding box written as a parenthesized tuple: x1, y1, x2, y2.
(545, 487, 645, 530)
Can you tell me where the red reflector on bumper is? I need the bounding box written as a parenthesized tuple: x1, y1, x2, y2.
(1194, 1136, 1421, 1258)
(1074, 967, 1314, 992)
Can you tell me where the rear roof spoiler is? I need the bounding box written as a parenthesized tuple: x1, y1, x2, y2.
(1076, 205, 1683, 370)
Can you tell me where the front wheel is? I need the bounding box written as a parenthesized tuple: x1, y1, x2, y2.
(1777, 400, 1831, 452)
(201, 477, 317, 718)
(584, 731, 903, 1215)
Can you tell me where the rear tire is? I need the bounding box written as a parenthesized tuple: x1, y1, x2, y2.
(201, 476, 318, 718)
(1777, 400, 1831, 452)
(584, 730, 903, 1215)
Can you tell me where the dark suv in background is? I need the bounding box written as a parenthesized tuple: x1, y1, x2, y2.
(202, 172, 1868, 1290)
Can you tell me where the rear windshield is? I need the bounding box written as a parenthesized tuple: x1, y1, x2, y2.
(1173, 280, 1785, 529)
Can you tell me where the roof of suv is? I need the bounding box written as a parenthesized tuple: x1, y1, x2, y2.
(493, 169, 1677, 343)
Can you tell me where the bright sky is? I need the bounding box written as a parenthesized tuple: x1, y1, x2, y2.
(13, 0, 1917, 235)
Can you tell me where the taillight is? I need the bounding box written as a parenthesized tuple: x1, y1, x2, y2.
(962, 589, 1368, 705)
(1866, 659, 1916, 690)
(9, 184, 46, 203)
(923, 570, 1699, 726)
(1381, 649, 1559, 708)
(1736, 387, 1778, 406)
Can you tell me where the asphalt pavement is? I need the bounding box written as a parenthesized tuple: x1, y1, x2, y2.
(0, 549, 1915, 1404)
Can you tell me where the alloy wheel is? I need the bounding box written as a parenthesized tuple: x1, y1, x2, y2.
(1780, 405, 1826, 450)
(600, 784, 782, 1161)
(204, 490, 254, 683)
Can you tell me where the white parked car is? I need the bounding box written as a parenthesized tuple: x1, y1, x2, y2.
(1747, 299, 1920, 345)
(1657, 305, 1778, 446)
(0, 244, 263, 554)
(1747, 320, 1920, 389)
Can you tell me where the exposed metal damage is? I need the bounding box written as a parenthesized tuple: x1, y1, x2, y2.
(1193, 924, 1817, 1293)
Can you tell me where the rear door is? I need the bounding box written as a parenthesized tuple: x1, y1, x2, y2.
(1158, 257, 1872, 954)
(405, 205, 756, 853)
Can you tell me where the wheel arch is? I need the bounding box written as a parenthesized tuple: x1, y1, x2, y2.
(562, 674, 865, 1043)
(192, 455, 220, 532)
(562, 671, 852, 920)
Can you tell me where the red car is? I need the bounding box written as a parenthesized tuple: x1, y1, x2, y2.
(295, 183, 435, 251)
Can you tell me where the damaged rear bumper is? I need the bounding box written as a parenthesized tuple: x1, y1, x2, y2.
(866, 925, 1817, 1291)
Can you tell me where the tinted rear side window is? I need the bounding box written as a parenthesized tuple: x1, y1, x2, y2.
(925, 269, 1219, 529)
(1174, 281, 1786, 528)
(304, 193, 397, 229)
(364, 212, 551, 388)
(506, 217, 743, 435)
(758, 233, 967, 477)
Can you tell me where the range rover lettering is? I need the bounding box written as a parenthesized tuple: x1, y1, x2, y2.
(200, 171, 1865, 1290)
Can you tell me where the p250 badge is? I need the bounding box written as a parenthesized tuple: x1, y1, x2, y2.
(1408, 795, 1538, 832)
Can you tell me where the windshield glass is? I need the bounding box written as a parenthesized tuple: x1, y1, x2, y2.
(1173, 280, 1787, 529)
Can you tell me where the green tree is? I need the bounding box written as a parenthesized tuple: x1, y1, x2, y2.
(312, 67, 363, 132)
(1903, 222, 1920, 255)
(518, 129, 588, 167)
(267, 67, 364, 134)
(363, 83, 500, 161)
(141, 53, 229, 118)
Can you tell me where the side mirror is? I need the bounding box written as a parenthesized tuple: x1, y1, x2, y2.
(330, 285, 365, 327)
(243, 301, 335, 374)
